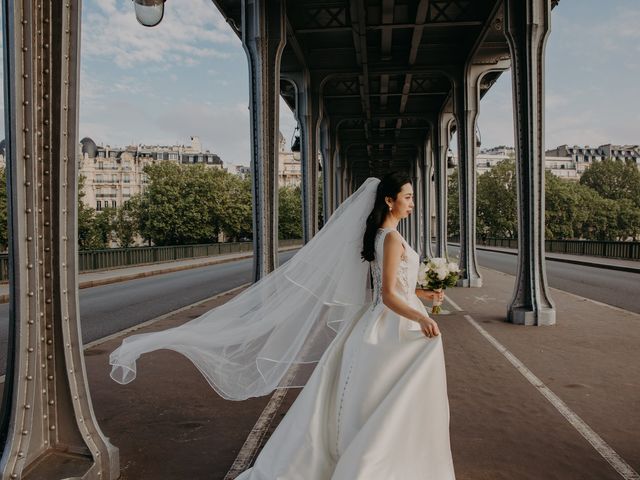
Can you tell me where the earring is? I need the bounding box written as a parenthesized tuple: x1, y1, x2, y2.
(389, 206, 392, 211)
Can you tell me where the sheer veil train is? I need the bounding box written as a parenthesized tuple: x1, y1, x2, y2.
(110, 177, 382, 400)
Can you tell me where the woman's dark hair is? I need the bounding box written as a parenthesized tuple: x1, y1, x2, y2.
(361, 171, 412, 262)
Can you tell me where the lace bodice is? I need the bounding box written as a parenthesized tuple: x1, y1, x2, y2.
(370, 228, 420, 309)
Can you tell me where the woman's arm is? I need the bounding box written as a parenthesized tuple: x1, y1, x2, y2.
(381, 232, 440, 337)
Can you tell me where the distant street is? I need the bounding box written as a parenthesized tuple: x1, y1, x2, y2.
(0, 250, 297, 377)
(448, 246, 640, 314)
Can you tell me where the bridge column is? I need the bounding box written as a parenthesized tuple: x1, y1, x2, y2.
(287, 71, 318, 243)
(435, 109, 454, 259)
(333, 145, 343, 210)
(422, 135, 434, 259)
(410, 157, 420, 251)
(505, 0, 556, 325)
(453, 71, 482, 287)
(242, 0, 286, 279)
(319, 118, 334, 224)
(0, 2, 119, 478)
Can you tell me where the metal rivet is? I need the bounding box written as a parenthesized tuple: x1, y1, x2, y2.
(28, 320, 34, 325)
(47, 339, 52, 345)
(27, 347, 34, 352)
(48, 375, 54, 380)
(49, 425, 56, 431)
(26, 375, 33, 380)
(24, 404, 31, 409)
(47, 354, 52, 360)
(22, 430, 28, 435)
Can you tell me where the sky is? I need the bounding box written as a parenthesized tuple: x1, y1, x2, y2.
(1, 0, 639, 166)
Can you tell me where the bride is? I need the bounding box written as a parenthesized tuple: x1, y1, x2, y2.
(110, 172, 456, 479)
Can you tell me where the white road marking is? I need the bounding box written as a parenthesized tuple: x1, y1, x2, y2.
(444, 296, 640, 480)
(223, 367, 299, 480)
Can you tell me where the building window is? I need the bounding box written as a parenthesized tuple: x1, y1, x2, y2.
(98, 161, 104, 170)
(112, 200, 117, 208)
(124, 174, 130, 184)
(96, 201, 102, 211)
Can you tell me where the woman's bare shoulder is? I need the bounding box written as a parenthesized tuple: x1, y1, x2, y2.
(382, 230, 404, 253)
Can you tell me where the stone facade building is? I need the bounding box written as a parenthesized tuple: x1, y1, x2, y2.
(78, 136, 223, 211)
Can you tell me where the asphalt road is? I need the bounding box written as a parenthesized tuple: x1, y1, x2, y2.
(449, 246, 640, 314)
(0, 250, 297, 377)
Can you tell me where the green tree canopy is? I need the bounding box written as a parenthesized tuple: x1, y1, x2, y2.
(477, 159, 517, 239)
(579, 158, 640, 207)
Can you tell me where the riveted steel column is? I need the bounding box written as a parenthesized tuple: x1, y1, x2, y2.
(333, 144, 343, 210)
(435, 109, 453, 259)
(319, 118, 333, 224)
(453, 72, 482, 287)
(505, 0, 556, 325)
(410, 153, 420, 252)
(242, 0, 286, 280)
(422, 135, 434, 259)
(285, 71, 316, 243)
(0, 1, 119, 478)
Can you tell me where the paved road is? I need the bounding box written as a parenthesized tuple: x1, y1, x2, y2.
(449, 246, 640, 314)
(0, 251, 297, 377)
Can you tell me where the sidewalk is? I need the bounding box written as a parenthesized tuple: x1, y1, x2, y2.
(0, 246, 301, 303)
(83, 265, 640, 479)
(453, 242, 640, 274)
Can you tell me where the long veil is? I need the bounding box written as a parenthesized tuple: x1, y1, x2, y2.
(110, 177, 381, 400)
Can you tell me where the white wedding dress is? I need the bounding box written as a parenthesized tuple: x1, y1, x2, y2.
(236, 227, 456, 480)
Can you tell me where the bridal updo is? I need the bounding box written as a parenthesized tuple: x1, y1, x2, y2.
(361, 171, 412, 262)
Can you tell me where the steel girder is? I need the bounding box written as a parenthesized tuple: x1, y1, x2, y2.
(0, 1, 119, 478)
(504, 0, 556, 326)
(282, 72, 319, 244)
(241, 0, 286, 280)
(434, 108, 454, 260)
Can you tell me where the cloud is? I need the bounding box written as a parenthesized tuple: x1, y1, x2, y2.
(81, 0, 238, 69)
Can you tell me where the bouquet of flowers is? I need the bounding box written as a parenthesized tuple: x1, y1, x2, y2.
(417, 258, 460, 314)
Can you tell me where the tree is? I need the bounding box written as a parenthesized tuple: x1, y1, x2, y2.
(579, 158, 640, 207)
(279, 185, 302, 239)
(140, 162, 223, 245)
(110, 202, 138, 247)
(77, 175, 110, 250)
(477, 159, 517, 239)
(219, 173, 253, 241)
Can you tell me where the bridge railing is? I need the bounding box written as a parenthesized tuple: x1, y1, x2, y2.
(0, 239, 303, 282)
(450, 237, 640, 261)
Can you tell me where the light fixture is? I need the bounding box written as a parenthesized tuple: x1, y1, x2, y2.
(132, 0, 166, 27)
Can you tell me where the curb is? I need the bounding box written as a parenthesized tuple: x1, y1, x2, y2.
(0, 246, 301, 304)
(448, 242, 640, 275)
(475, 245, 640, 274)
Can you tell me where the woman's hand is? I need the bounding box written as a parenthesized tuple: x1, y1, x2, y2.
(419, 315, 440, 338)
(415, 288, 445, 303)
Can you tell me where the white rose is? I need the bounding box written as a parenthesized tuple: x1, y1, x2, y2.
(448, 262, 460, 273)
(432, 257, 447, 267)
(436, 267, 448, 280)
